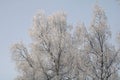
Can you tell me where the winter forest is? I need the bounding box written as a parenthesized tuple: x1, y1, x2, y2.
(11, 3, 120, 80)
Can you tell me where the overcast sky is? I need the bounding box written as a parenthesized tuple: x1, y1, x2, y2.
(0, 0, 120, 80)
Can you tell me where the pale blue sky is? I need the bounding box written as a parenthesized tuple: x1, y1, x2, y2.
(0, 0, 120, 80)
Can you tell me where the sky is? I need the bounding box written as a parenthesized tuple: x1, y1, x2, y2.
(0, 0, 120, 80)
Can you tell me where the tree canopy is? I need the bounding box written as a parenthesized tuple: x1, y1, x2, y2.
(11, 4, 120, 80)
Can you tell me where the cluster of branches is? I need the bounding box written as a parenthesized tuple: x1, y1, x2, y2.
(11, 5, 120, 80)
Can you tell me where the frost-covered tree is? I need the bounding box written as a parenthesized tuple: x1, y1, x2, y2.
(11, 11, 75, 80)
(11, 5, 120, 80)
(73, 5, 120, 80)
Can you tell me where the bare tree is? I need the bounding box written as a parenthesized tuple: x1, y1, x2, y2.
(11, 5, 120, 80)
